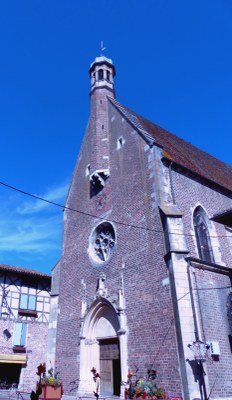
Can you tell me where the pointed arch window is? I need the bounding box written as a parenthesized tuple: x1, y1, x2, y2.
(193, 207, 214, 263)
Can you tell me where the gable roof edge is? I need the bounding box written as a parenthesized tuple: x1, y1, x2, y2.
(162, 156, 232, 198)
(108, 97, 162, 148)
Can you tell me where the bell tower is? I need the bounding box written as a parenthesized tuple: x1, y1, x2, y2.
(89, 56, 116, 96)
(88, 56, 116, 197)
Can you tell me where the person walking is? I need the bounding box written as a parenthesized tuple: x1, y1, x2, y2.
(91, 367, 100, 400)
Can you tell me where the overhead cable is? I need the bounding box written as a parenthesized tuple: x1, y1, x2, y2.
(0, 180, 232, 239)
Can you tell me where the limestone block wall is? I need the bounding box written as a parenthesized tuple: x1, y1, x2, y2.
(171, 167, 232, 398)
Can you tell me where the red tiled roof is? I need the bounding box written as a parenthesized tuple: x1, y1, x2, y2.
(0, 263, 51, 279)
(109, 98, 232, 193)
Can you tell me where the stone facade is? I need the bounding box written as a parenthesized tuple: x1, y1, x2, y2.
(53, 56, 232, 400)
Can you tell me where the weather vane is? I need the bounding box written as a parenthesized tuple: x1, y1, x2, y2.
(100, 41, 106, 56)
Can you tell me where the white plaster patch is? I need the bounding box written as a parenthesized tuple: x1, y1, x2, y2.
(101, 137, 109, 141)
(162, 277, 170, 286)
(167, 217, 188, 252)
(103, 156, 109, 159)
(111, 115, 115, 122)
(144, 144, 150, 151)
(85, 164, 90, 176)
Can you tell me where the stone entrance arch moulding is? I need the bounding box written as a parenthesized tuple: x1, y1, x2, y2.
(78, 297, 128, 398)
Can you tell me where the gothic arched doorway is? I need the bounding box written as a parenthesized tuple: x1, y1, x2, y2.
(99, 337, 121, 395)
(78, 298, 125, 397)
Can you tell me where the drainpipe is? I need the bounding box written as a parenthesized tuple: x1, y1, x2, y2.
(187, 262, 208, 400)
(187, 263, 199, 341)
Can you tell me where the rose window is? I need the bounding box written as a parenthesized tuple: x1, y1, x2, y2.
(89, 222, 115, 264)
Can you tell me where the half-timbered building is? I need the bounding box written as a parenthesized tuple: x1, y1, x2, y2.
(0, 264, 51, 393)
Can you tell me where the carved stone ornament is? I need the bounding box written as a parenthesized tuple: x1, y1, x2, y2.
(85, 338, 98, 345)
(96, 273, 107, 298)
(96, 193, 106, 210)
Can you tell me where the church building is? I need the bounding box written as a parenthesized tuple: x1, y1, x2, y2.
(52, 55, 232, 400)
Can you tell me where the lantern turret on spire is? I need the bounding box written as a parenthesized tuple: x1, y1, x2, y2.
(89, 55, 116, 96)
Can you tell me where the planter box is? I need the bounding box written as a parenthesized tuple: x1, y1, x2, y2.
(38, 384, 63, 400)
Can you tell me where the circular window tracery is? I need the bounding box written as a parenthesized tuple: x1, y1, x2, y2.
(89, 222, 115, 265)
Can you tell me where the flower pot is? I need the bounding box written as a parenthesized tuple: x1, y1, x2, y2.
(38, 384, 63, 400)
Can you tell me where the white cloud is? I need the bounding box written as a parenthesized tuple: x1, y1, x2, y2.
(17, 183, 69, 215)
(0, 214, 61, 254)
(0, 182, 68, 271)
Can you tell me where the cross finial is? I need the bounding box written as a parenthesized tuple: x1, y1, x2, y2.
(100, 41, 106, 56)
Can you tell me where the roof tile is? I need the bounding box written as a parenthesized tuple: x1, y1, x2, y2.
(0, 263, 51, 279)
(109, 98, 232, 192)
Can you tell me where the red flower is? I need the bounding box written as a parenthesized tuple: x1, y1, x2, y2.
(37, 363, 46, 377)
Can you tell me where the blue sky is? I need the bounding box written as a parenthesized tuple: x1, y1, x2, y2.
(0, 0, 231, 273)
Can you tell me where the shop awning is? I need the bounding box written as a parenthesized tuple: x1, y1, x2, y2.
(0, 354, 27, 364)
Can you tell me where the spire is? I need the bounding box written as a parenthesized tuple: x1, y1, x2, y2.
(89, 54, 116, 97)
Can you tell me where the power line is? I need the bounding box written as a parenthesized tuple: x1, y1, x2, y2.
(0, 179, 232, 239)
(177, 285, 231, 303)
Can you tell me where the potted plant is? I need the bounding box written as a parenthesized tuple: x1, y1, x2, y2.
(125, 368, 166, 400)
(34, 363, 63, 400)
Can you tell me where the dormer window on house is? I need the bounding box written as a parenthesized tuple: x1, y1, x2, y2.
(193, 207, 214, 263)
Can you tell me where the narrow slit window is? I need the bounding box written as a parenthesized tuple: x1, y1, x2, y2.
(98, 69, 103, 80)
(86, 164, 90, 176)
(117, 136, 125, 150)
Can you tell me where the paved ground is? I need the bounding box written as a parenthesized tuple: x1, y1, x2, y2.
(0, 390, 31, 400)
(0, 391, 121, 400)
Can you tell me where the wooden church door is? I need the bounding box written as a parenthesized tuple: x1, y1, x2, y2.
(99, 338, 121, 396)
